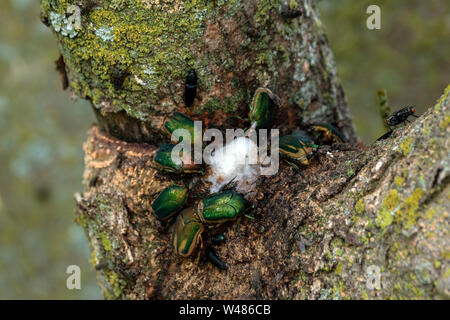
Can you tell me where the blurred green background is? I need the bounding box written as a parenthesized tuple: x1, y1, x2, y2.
(317, 0, 449, 142)
(0, 0, 100, 299)
(0, 0, 448, 299)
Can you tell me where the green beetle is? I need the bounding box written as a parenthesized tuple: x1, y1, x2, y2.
(279, 133, 319, 166)
(171, 191, 251, 269)
(248, 87, 277, 129)
(170, 205, 229, 270)
(172, 207, 205, 257)
(312, 124, 345, 144)
(290, 129, 315, 145)
(152, 185, 188, 220)
(197, 190, 251, 226)
(162, 112, 201, 145)
(154, 144, 203, 174)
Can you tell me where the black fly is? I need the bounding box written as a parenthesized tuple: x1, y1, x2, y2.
(378, 106, 418, 141)
(386, 106, 418, 130)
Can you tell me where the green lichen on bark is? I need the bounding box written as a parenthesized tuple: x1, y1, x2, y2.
(41, 0, 216, 119)
(74, 193, 130, 299)
(321, 85, 450, 299)
(41, 0, 357, 142)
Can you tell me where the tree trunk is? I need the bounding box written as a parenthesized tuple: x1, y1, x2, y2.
(42, 0, 449, 299)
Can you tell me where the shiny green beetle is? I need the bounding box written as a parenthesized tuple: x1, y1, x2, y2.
(312, 124, 345, 144)
(162, 112, 201, 145)
(290, 129, 315, 145)
(154, 144, 203, 174)
(197, 191, 251, 225)
(248, 87, 277, 129)
(152, 185, 188, 220)
(171, 191, 251, 269)
(279, 132, 319, 166)
(172, 207, 205, 257)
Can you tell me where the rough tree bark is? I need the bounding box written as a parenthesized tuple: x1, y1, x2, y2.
(41, 0, 449, 299)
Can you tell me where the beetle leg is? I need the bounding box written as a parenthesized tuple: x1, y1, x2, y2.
(219, 176, 238, 192)
(312, 150, 321, 164)
(284, 160, 305, 178)
(200, 233, 204, 250)
(411, 114, 419, 118)
(206, 248, 228, 270)
(191, 191, 208, 199)
(285, 159, 298, 171)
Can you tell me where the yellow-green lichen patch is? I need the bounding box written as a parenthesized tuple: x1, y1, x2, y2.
(74, 212, 90, 228)
(335, 262, 343, 276)
(330, 281, 348, 300)
(360, 290, 369, 300)
(376, 189, 400, 230)
(42, 0, 215, 119)
(355, 198, 365, 215)
(443, 268, 450, 279)
(399, 137, 413, 156)
(434, 84, 450, 114)
(394, 188, 425, 229)
(439, 115, 450, 131)
(103, 270, 127, 299)
(89, 250, 99, 267)
(394, 176, 405, 187)
(425, 208, 436, 220)
(100, 232, 113, 252)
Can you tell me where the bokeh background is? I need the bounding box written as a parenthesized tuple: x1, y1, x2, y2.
(318, 0, 449, 141)
(0, 0, 448, 299)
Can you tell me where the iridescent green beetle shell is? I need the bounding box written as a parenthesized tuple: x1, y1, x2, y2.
(151, 185, 188, 220)
(197, 191, 250, 225)
(290, 129, 315, 144)
(248, 87, 276, 129)
(154, 144, 203, 174)
(162, 112, 201, 145)
(312, 124, 345, 144)
(279, 133, 317, 165)
(172, 207, 204, 257)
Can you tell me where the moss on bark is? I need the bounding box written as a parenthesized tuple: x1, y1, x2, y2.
(42, 0, 356, 143)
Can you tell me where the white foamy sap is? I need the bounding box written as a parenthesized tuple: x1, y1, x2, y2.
(206, 137, 260, 194)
